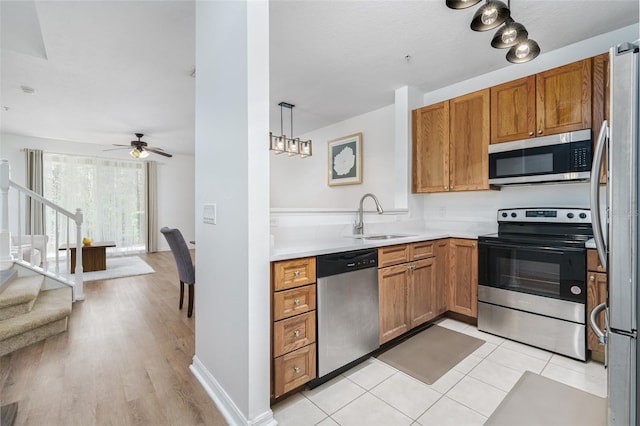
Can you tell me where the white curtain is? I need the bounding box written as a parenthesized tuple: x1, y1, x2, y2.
(43, 153, 146, 254)
(25, 149, 45, 234)
(145, 161, 158, 253)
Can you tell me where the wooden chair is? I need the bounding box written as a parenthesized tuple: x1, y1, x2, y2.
(160, 227, 195, 317)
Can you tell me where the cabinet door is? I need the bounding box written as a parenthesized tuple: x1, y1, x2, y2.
(408, 258, 436, 329)
(378, 264, 409, 344)
(412, 102, 450, 193)
(536, 59, 592, 136)
(449, 239, 478, 318)
(587, 272, 607, 353)
(490, 76, 536, 143)
(592, 52, 609, 185)
(434, 239, 449, 316)
(449, 89, 490, 191)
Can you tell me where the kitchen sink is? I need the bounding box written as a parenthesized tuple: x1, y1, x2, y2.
(350, 234, 415, 240)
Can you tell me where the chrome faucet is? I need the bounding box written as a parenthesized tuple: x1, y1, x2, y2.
(353, 193, 384, 235)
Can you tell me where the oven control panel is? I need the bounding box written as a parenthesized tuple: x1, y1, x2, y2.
(497, 208, 591, 223)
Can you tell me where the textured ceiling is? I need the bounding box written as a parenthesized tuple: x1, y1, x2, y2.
(1, 1, 638, 156)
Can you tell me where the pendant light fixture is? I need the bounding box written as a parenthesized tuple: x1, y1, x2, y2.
(446, 0, 540, 64)
(269, 102, 312, 158)
(491, 18, 528, 48)
(470, 0, 510, 31)
(506, 39, 540, 63)
(445, 0, 482, 9)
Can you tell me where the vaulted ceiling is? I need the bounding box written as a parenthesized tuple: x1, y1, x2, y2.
(1, 1, 638, 155)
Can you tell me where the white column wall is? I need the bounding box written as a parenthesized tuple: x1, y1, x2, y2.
(193, 1, 272, 425)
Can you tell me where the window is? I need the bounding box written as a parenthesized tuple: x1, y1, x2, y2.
(43, 153, 146, 254)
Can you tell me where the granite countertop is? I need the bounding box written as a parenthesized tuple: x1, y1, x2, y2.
(270, 230, 484, 261)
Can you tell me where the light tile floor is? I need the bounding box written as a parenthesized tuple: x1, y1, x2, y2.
(272, 318, 607, 426)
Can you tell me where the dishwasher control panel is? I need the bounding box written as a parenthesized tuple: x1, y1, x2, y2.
(316, 249, 378, 278)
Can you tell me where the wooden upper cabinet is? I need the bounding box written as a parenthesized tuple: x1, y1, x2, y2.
(412, 102, 450, 193)
(449, 89, 490, 191)
(536, 58, 592, 136)
(490, 75, 536, 143)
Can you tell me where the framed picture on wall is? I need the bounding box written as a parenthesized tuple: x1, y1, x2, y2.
(327, 133, 362, 186)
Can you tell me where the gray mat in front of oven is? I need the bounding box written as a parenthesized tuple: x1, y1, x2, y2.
(486, 371, 606, 426)
(376, 325, 484, 385)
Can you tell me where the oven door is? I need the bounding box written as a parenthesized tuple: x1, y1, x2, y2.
(478, 239, 586, 303)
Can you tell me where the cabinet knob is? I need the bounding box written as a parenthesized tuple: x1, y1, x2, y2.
(537, 129, 543, 135)
(293, 299, 301, 306)
(590, 275, 595, 281)
(529, 131, 534, 136)
(293, 270, 300, 277)
(472, 243, 476, 248)
(293, 329, 301, 337)
(293, 367, 301, 373)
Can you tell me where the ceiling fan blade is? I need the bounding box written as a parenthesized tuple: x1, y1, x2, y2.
(103, 147, 130, 151)
(112, 143, 130, 147)
(145, 147, 173, 158)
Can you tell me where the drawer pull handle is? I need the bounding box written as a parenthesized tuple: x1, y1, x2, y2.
(529, 131, 534, 136)
(590, 275, 595, 281)
(293, 329, 301, 337)
(293, 270, 300, 277)
(294, 299, 301, 306)
(293, 367, 300, 373)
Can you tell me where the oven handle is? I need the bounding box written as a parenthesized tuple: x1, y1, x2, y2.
(478, 240, 586, 254)
(589, 120, 608, 269)
(589, 302, 607, 344)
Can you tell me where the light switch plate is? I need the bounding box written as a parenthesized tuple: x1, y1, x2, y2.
(203, 203, 216, 225)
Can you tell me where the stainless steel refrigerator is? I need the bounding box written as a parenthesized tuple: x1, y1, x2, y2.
(590, 41, 639, 426)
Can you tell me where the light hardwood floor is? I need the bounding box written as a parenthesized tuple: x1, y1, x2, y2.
(0, 251, 227, 426)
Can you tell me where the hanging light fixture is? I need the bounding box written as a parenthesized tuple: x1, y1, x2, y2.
(507, 39, 540, 63)
(269, 102, 312, 158)
(446, 0, 482, 9)
(470, 0, 510, 32)
(491, 18, 528, 48)
(130, 147, 149, 159)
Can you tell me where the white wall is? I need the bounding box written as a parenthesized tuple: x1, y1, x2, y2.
(270, 104, 396, 210)
(417, 24, 639, 225)
(0, 132, 195, 251)
(193, 1, 272, 425)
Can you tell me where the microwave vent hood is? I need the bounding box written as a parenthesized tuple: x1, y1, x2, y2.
(488, 129, 592, 186)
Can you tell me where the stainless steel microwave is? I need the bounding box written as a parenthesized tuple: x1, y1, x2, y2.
(488, 129, 592, 185)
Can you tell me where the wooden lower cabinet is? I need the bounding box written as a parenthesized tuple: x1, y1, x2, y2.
(434, 239, 450, 316)
(449, 238, 478, 318)
(273, 343, 316, 398)
(378, 255, 436, 345)
(587, 248, 607, 358)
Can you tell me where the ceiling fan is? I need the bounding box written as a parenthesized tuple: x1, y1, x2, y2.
(107, 133, 173, 158)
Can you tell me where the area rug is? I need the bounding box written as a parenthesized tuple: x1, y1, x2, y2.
(376, 325, 484, 384)
(49, 256, 155, 282)
(485, 371, 607, 426)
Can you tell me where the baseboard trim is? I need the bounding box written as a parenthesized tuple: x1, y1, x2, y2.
(190, 356, 276, 426)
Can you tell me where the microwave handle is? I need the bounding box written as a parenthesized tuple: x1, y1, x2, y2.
(589, 120, 608, 269)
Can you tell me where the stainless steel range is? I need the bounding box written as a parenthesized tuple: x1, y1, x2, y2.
(478, 208, 593, 361)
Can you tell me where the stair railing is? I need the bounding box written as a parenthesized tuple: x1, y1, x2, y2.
(0, 160, 84, 300)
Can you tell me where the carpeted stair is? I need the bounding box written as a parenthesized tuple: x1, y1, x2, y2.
(0, 271, 72, 357)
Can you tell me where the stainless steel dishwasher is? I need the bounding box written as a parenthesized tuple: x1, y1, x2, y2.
(315, 248, 379, 381)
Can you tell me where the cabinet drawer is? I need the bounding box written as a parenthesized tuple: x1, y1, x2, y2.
(410, 241, 434, 260)
(378, 244, 410, 268)
(274, 343, 316, 398)
(273, 311, 316, 357)
(587, 249, 606, 272)
(273, 257, 316, 291)
(273, 285, 316, 321)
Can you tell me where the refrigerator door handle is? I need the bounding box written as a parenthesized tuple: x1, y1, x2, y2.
(589, 302, 607, 344)
(589, 120, 609, 268)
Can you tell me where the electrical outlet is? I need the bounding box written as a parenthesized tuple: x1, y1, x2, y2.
(203, 203, 216, 225)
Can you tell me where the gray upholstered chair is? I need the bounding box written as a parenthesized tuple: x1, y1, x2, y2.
(160, 227, 195, 317)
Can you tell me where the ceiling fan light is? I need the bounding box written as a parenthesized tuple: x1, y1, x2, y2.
(445, 0, 482, 9)
(130, 148, 140, 158)
(491, 20, 528, 48)
(471, 1, 510, 31)
(138, 149, 150, 159)
(506, 39, 540, 63)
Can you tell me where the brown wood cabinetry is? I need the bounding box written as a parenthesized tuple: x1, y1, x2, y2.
(586, 249, 606, 358)
(271, 257, 317, 398)
(449, 238, 478, 318)
(490, 58, 592, 144)
(412, 90, 489, 193)
(434, 239, 450, 316)
(378, 242, 436, 344)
